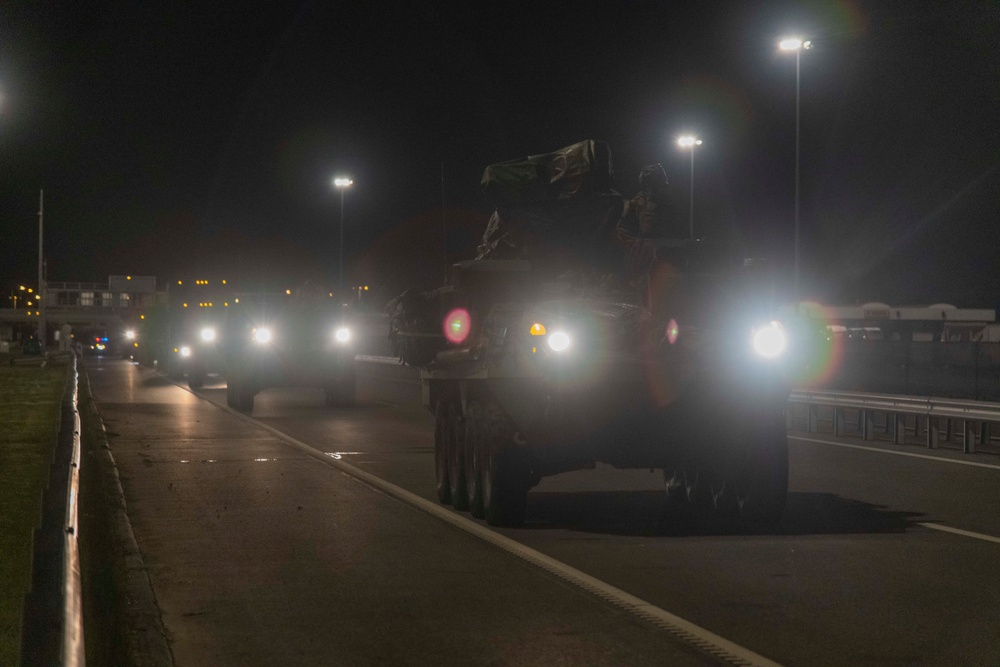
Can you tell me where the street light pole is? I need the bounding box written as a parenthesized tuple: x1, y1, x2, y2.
(677, 136, 703, 241)
(779, 37, 810, 303)
(333, 177, 353, 298)
(38, 189, 45, 346)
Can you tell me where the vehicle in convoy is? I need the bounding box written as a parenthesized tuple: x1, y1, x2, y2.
(389, 140, 792, 527)
(222, 287, 357, 414)
(149, 280, 233, 389)
(171, 316, 226, 389)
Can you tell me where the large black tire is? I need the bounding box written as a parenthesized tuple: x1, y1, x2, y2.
(188, 373, 205, 390)
(464, 402, 484, 518)
(448, 403, 469, 511)
(324, 368, 356, 408)
(737, 414, 789, 525)
(434, 400, 452, 505)
(481, 403, 528, 527)
(228, 375, 255, 413)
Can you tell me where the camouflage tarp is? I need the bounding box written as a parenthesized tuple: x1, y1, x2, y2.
(480, 139, 616, 207)
(477, 141, 624, 271)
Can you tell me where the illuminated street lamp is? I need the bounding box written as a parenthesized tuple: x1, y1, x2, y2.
(677, 135, 703, 240)
(779, 36, 811, 301)
(332, 177, 354, 296)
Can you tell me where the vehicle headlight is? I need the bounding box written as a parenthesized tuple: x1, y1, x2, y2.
(334, 327, 351, 344)
(200, 327, 216, 342)
(752, 321, 787, 359)
(252, 327, 272, 344)
(125, 329, 136, 340)
(547, 331, 571, 352)
(179, 345, 192, 357)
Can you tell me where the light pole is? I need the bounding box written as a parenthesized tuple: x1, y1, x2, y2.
(677, 135, 703, 240)
(779, 37, 810, 302)
(332, 177, 353, 297)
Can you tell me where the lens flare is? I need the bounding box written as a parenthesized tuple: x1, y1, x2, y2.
(789, 302, 845, 386)
(666, 319, 679, 345)
(443, 308, 471, 344)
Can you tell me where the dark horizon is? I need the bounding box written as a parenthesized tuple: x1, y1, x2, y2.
(2, 1, 998, 307)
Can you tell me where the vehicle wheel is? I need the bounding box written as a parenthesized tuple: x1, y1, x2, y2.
(465, 402, 484, 518)
(188, 373, 205, 390)
(229, 375, 255, 413)
(434, 400, 452, 505)
(448, 403, 469, 510)
(712, 479, 740, 515)
(738, 415, 789, 525)
(685, 470, 713, 508)
(664, 469, 687, 501)
(481, 403, 528, 527)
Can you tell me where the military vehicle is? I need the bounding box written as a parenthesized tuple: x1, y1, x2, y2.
(222, 287, 356, 414)
(389, 140, 791, 527)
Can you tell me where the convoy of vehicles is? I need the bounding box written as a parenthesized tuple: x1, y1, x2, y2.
(390, 141, 792, 527)
(135, 280, 356, 411)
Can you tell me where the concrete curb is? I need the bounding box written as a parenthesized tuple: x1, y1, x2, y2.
(78, 371, 174, 667)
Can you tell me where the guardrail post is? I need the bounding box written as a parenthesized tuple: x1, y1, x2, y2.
(944, 419, 953, 443)
(926, 416, 938, 449)
(808, 404, 819, 433)
(862, 409, 875, 441)
(892, 413, 905, 445)
(834, 406, 843, 436)
(962, 421, 973, 454)
(980, 422, 990, 451)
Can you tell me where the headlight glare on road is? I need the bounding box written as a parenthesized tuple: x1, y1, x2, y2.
(548, 331, 571, 352)
(752, 321, 787, 359)
(334, 327, 351, 344)
(253, 327, 272, 344)
(200, 327, 216, 342)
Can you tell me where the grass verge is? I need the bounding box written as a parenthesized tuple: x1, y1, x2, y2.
(0, 359, 68, 666)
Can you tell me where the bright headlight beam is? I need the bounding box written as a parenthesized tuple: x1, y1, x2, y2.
(548, 331, 571, 352)
(752, 322, 787, 358)
(253, 327, 272, 344)
(179, 346, 192, 357)
(200, 327, 216, 342)
(334, 327, 351, 343)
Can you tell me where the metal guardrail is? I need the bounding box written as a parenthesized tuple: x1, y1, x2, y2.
(63, 354, 85, 666)
(788, 388, 1000, 454)
(19, 353, 84, 666)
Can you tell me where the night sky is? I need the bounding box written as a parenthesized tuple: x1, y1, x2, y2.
(2, 1, 998, 307)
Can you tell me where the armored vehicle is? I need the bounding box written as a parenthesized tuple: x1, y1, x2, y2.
(390, 141, 791, 527)
(222, 287, 357, 414)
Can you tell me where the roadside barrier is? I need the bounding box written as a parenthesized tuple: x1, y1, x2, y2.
(789, 388, 1000, 454)
(19, 353, 84, 666)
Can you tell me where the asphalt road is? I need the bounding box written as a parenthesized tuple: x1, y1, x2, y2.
(86, 357, 1000, 666)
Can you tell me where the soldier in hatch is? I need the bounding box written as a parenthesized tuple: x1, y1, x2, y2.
(613, 163, 683, 302)
(617, 163, 683, 240)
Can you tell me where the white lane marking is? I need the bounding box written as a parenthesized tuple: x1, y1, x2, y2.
(789, 435, 1000, 471)
(918, 523, 1000, 545)
(209, 400, 782, 667)
(355, 354, 403, 365)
